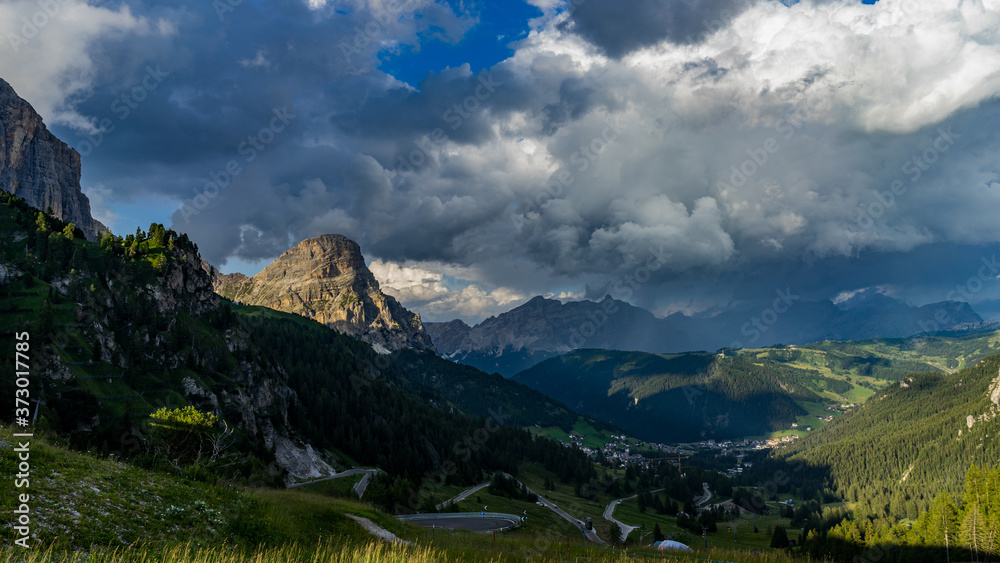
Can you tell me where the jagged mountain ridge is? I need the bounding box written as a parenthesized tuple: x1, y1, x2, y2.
(426, 294, 983, 376)
(0, 78, 106, 240)
(214, 234, 435, 353)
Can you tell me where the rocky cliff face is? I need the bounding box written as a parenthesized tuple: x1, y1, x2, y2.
(30, 229, 337, 483)
(214, 234, 436, 353)
(0, 78, 106, 240)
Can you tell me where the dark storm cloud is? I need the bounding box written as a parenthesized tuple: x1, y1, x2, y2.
(579, 242, 1000, 320)
(32, 0, 477, 266)
(330, 65, 502, 150)
(7, 0, 1000, 323)
(560, 0, 754, 58)
(540, 77, 597, 134)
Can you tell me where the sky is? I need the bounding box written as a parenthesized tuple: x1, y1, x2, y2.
(2, 0, 1000, 324)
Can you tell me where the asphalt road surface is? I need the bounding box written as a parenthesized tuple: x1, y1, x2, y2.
(403, 515, 521, 532)
(287, 468, 379, 499)
(436, 472, 605, 543)
(436, 482, 490, 510)
(524, 485, 605, 544)
(603, 488, 666, 541)
(353, 471, 376, 498)
(695, 483, 712, 507)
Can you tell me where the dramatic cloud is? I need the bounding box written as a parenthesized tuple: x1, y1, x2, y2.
(0, 0, 168, 130)
(560, 0, 754, 57)
(4, 0, 1000, 322)
(369, 259, 529, 319)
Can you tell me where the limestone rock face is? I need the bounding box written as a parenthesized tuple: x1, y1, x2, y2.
(215, 234, 436, 353)
(0, 78, 106, 240)
(148, 250, 220, 317)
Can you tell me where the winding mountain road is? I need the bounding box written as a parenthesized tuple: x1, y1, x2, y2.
(287, 468, 379, 499)
(353, 471, 377, 498)
(603, 488, 666, 541)
(695, 483, 712, 507)
(525, 485, 605, 544)
(496, 473, 603, 544)
(436, 482, 490, 510)
(442, 472, 604, 543)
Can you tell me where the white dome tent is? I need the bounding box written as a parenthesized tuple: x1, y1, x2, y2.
(653, 540, 694, 553)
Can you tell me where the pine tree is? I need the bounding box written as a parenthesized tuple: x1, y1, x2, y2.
(959, 503, 988, 561)
(927, 492, 960, 560)
(653, 522, 664, 541)
(36, 297, 53, 336)
(609, 523, 624, 546)
(770, 525, 789, 548)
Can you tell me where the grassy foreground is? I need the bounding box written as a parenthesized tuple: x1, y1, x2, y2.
(2, 542, 805, 563)
(1, 425, 813, 561)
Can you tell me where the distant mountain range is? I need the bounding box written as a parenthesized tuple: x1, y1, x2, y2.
(511, 328, 1000, 443)
(426, 291, 983, 376)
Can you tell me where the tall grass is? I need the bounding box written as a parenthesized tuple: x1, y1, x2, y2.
(0, 541, 460, 563)
(0, 541, 810, 563)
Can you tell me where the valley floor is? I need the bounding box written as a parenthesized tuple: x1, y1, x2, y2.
(1, 426, 807, 562)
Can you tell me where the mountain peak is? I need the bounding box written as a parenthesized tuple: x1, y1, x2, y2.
(424, 294, 665, 375)
(215, 234, 435, 353)
(834, 287, 903, 311)
(270, 234, 368, 281)
(0, 76, 106, 240)
(298, 233, 358, 248)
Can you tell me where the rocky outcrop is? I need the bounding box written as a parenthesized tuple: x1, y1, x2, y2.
(424, 319, 473, 354)
(147, 250, 220, 316)
(272, 434, 337, 484)
(214, 234, 436, 353)
(0, 77, 106, 240)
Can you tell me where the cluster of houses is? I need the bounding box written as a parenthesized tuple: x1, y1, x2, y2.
(598, 434, 649, 465)
(760, 435, 799, 448)
(679, 439, 762, 450)
(555, 433, 656, 467)
(551, 430, 803, 476)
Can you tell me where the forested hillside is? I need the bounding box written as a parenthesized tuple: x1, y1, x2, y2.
(514, 350, 829, 442)
(391, 348, 622, 433)
(514, 329, 1000, 443)
(725, 352, 1000, 561)
(241, 308, 600, 494)
(809, 466, 1000, 562)
(0, 192, 602, 504)
(781, 354, 1000, 521)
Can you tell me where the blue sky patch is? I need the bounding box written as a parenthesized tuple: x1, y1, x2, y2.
(379, 0, 541, 86)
